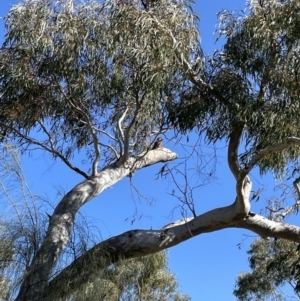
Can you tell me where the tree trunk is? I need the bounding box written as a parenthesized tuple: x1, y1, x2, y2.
(15, 149, 177, 301)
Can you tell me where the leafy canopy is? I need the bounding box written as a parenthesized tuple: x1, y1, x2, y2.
(0, 0, 199, 166)
(169, 0, 300, 176)
(234, 238, 300, 301)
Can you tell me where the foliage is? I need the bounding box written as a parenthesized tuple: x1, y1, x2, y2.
(0, 145, 189, 301)
(0, 0, 199, 167)
(71, 251, 190, 301)
(1, 0, 300, 300)
(0, 145, 98, 300)
(234, 238, 300, 301)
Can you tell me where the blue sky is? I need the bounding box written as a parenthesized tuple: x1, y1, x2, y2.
(0, 1, 270, 300)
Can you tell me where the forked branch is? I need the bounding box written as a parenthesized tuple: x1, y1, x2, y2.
(66, 98, 100, 176)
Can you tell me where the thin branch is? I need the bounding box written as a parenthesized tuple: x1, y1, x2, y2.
(92, 125, 123, 158)
(65, 97, 100, 176)
(93, 127, 119, 142)
(5, 125, 89, 178)
(275, 202, 300, 222)
(37, 120, 57, 151)
(241, 137, 300, 177)
(56, 78, 100, 176)
(150, 15, 238, 109)
(122, 94, 144, 162)
(99, 142, 119, 160)
(273, 177, 300, 222)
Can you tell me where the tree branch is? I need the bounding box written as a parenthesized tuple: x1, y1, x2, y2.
(235, 214, 300, 242)
(7, 124, 89, 179)
(270, 177, 300, 222)
(15, 148, 178, 301)
(241, 137, 300, 177)
(228, 127, 243, 180)
(99, 142, 119, 160)
(118, 107, 128, 146)
(122, 94, 144, 163)
(226, 126, 251, 216)
(44, 204, 300, 300)
(65, 98, 101, 176)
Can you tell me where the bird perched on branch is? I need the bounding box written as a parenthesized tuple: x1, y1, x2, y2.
(152, 137, 163, 150)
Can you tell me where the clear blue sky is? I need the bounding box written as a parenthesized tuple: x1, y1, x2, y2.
(0, 1, 267, 300)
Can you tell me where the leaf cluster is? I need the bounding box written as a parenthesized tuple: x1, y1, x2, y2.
(168, 0, 300, 176)
(70, 251, 190, 301)
(0, 0, 199, 164)
(234, 238, 300, 301)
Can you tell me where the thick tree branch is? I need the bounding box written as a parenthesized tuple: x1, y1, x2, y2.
(227, 126, 251, 216)
(15, 148, 178, 301)
(235, 176, 252, 216)
(228, 127, 243, 180)
(235, 214, 300, 242)
(44, 203, 300, 300)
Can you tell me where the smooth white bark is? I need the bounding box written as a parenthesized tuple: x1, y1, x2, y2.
(43, 198, 300, 300)
(15, 135, 300, 301)
(15, 148, 177, 301)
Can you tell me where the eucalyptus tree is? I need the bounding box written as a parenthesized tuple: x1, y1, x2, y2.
(234, 238, 300, 301)
(0, 0, 196, 299)
(1, 0, 300, 300)
(0, 145, 189, 301)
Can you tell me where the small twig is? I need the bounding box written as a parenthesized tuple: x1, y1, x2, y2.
(99, 142, 119, 160)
